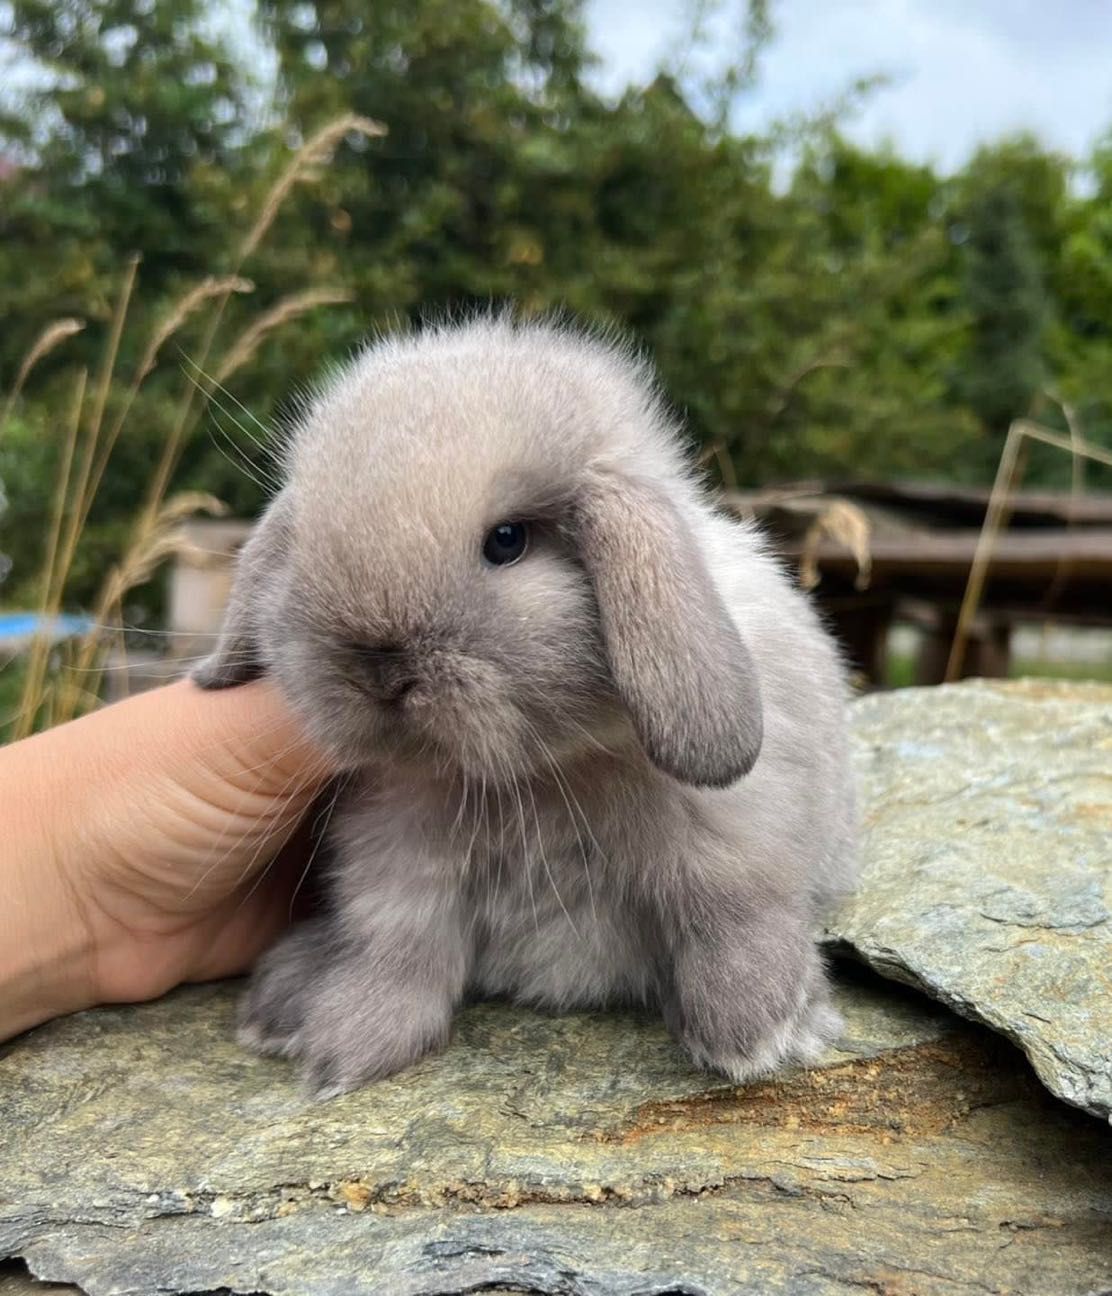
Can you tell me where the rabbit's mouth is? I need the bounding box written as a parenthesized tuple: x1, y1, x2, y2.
(392, 679, 632, 787)
(282, 625, 622, 782)
(305, 643, 532, 779)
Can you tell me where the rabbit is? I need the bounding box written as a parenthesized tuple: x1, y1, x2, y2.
(193, 314, 857, 1099)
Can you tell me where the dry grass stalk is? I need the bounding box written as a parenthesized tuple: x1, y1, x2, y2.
(140, 288, 349, 532)
(0, 318, 85, 436)
(136, 276, 254, 386)
(40, 369, 88, 617)
(13, 369, 88, 741)
(86, 255, 141, 447)
(766, 349, 851, 421)
(78, 492, 227, 649)
(7, 115, 388, 734)
(73, 276, 255, 546)
(140, 114, 383, 532)
(945, 417, 1112, 682)
(1036, 391, 1086, 614)
(215, 288, 352, 385)
(44, 261, 140, 626)
(152, 490, 231, 528)
(697, 439, 739, 489)
(1057, 396, 1087, 498)
(55, 493, 228, 724)
(798, 499, 873, 591)
(59, 260, 138, 579)
(240, 114, 386, 262)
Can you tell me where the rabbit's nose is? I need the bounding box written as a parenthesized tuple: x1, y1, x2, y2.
(353, 640, 418, 705)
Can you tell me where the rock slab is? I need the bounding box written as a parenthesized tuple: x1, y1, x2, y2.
(3, 974, 1112, 1295)
(830, 678, 1112, 1122)
(4, 677, 1112, 1294)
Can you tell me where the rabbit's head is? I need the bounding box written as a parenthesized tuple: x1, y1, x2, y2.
(194, 318, 762, 788)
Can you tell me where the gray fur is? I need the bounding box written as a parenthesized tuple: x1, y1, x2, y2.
(193, 491, 293, 689)
(193, 316, 857, 1099)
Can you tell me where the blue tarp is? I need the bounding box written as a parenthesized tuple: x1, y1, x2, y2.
(0, 613, 93, 646)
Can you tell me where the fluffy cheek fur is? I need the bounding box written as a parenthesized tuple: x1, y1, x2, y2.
(263, 553, 622, 782)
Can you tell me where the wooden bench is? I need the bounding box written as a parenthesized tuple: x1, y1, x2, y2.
(725, 483, 1112, 686)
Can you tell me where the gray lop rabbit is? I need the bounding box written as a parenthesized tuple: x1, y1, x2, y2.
(194, 316, 856, 1098)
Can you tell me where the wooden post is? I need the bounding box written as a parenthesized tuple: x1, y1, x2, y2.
(945, 424, 1026, 682)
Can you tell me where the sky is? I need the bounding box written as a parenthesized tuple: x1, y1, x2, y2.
(586, 0, 1112, 173)
(4, 1, 1111, 176)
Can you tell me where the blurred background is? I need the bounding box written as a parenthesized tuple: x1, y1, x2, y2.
(2, 0, 1111, 738)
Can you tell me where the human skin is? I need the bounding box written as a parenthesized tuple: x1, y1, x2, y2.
(0, 680, 334, 1041)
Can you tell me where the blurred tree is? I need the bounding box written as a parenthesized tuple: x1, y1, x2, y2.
(3, 0, 1112, 617)
(0, 0, 270, 605)
(955, 141, 1050, 460)
(0, 0, 258, 366)
(1045, 130, 1112, 483)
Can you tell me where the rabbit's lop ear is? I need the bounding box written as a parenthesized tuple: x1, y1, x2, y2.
(192, 492, 292, 690)
(576, 474, 763, 788)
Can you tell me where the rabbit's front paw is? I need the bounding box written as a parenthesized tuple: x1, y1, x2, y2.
(665, 920, 843, 1084)
(295, 974, 453, 1100)
(237, 919, 328, 1059)
(241, 931, 453, 1098)
(236, 916, 462, 1098)
(678, 984, 843, 1084)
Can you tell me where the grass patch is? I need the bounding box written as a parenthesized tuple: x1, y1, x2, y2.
(887, 653, 1112, 689)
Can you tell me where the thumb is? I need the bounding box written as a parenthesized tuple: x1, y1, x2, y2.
(70, 679, 337, 900)
(149, 678, 338, 870)
(170, 678, 334, 805)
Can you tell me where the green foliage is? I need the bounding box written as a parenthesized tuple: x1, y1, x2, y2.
(957, 141, 1050, 457)
(0, 657, 28, 735)
(0, 0, 260, 350)
(2, 0, 1112, 615)
(0, 410, 56, 604)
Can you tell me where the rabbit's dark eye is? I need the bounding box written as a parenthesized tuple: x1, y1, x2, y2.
(483, 521, 529, 566)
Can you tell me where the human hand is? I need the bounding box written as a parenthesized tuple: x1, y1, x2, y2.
(0, 680, 335, 1039)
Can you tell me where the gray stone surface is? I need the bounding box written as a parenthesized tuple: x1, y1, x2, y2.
(3, 973, 1112, 1295)
(829, 678, 1112, 1123)
(4, 676, 1112, 1294)
(0, 1263, 73, 1295)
